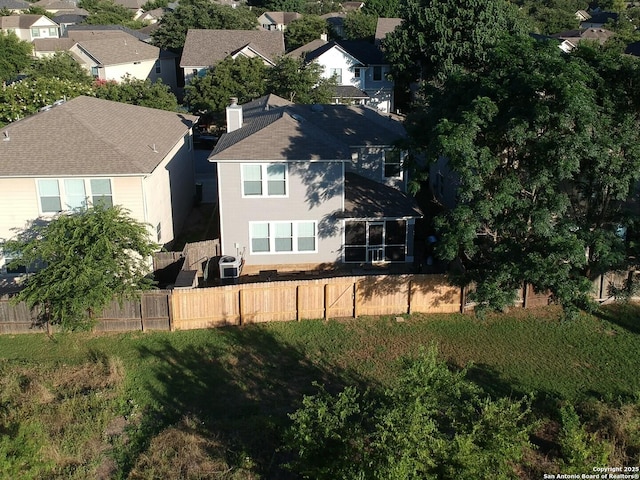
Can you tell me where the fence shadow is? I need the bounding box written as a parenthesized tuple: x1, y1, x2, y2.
(131, 326, 370, 478)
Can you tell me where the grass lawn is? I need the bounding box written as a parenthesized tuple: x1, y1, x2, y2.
(0, 304, 639, 478)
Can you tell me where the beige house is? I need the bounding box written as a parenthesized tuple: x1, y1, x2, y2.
(180, 29, 285, 84)
(0, 96, 198, 273)
(0, 14, 59, 41)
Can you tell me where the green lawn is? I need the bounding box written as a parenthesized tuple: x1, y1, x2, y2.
(0, 304, 639, 478)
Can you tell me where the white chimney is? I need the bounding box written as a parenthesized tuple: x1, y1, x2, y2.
(320, 33, 328, 41)
(226, 97, 243, 133)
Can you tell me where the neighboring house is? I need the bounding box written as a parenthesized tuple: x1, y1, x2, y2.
(0, 0, 30, 13)
(180, 29, 285, 85)
(575, 9, 591, 22)
(375, 17, 401, 46)
(209, 95, 422, 275)
(0, 96, 198, 273)
(321, 12, 346, 39)
(33, 0, 88, 15)
(52, 13, 90, 35)
(258, 11, 301, 31)
(0, 14, 59, 42)
(136, 7, 164, 24)
(580, 11, 617, 29)
(289, 39, 395, 112)
(550, 28, 615, 52)
(32, 30, 177, 89)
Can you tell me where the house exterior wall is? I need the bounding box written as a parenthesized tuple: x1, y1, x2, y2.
(315, 48, 362, 89)
(216, 160, 345, 267)
(182, 65, 206, 85)
(3, 19, 59, 41)
(148, 57, 177, 91)
(103, 59, 157, 82)
(347, 147, 405, 191)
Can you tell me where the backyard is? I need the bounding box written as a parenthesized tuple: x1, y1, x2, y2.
(0, 304, 639, 478)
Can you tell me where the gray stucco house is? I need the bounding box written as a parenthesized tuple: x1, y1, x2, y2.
(209, 94, 422, 274)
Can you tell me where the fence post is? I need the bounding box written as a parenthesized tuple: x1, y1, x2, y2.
(296, 285, 301, 322)
(324, 284, 329, 321)
(460, 286, 466, 313)
(167, 290, 174, 331)
(407, 279, 413, 315)
(239, 288, 244, 326)
(353, 281, 359, 318)
(140, 294, 146, 332)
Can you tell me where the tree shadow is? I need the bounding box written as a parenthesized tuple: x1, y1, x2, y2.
(593, 302, 640, 335)
(128, 326, 371, 478)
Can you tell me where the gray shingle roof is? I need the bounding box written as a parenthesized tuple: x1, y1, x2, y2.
(334, 85, 369, 99)
(0, 14, 53, 29)
(286, 38, 327, 59)
(65, 24, 151, 42)
(0, 96, 198, 177)
(344, 172, 422, 218)
(73, 34, 159, 64)
(210, 95, 405, 161)
(180, 29, 285, 67)
(0, 0, 30, 10)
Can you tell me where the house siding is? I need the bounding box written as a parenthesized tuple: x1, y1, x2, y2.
(217, 160, 344, 267)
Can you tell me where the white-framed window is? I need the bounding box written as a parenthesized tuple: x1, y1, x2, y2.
(154, 60, 161, 74)
(329, 68, 342, 84)
(249, 221, 317, 254)
(242, 163, 287, 197)
(373, 66, 383, 81)
(48, 27, 58, 36)
(383, 149, 402, 178)
(90, 66, 99, 77)
(354, 67, 361, 78)
(30, 27, 40, 38)
(37, 178, 113, 214)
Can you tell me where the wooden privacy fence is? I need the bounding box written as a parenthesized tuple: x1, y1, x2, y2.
(169, 274, 461, 330)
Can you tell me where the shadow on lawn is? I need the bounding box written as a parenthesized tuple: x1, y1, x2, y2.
(125, 326, 370, 479)
(594, 302, 640, 335)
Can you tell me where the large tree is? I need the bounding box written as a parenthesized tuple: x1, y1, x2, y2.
(266, 56, 336, 103)
(151, 0, 258, 50)
(0, 31, 33, 84)
(93, 76, 179, 111)
(383, 0, 529, 84)
(3, 205, 157, 330)
(79, 0, 146, 28)
(184, 56, 266, 114)
(406, 37, 640, 315)
(284, 15, 327, 51)
(343, 11, 378, 41)
(286, 347, 533, 479)
(25, 51, 94, 85)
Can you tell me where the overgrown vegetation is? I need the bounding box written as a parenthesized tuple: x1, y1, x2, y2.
(0, 305, 639, 478)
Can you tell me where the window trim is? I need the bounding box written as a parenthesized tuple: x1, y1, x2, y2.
(382, 149, 403, 179)
(36, 178, 114, 215)
(249, 220, 317, 254)
(241, 163, 288, 198)
(329, 67, 342, 84)
(373, 65, 383, 82)
(343, 219, 407, 263)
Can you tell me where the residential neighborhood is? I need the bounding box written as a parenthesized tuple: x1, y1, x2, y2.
(1, 0, 640, 478)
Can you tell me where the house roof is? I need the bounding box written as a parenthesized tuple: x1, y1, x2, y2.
(0, 14, 55, 29)
(0, 0, 30, 10)
(625, 41, 640, 57)
(210, 94, 405, 161)
(180, 29, 285, 68)
(300, 39, 387, 65)
(53, 13, 90, 24)
(33, 37, 75, 53)
(344, 172, 422, 218)
(551, 28, 615, 45)
(260, 11, 302, 26)
(581, 11, 617, 25)
(286, 38, 327, 58)
(65, 24, 151, 42)
(375, 17, 401, 43)
(73, 34, 160, 64)
(0, 96, 198, 177)
(334, 85, 369, 99)
(34, 0, 81, 9)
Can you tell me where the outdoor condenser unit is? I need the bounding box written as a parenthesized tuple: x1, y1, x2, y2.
(219, 255, 243, 280)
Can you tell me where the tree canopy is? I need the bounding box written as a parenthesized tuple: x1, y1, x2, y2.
(24, 52, 94, 85)
(184, 56, 267, 114)
(3, 205, 157, 331)
(151, 0, 258, 50)
(286, 347, 533, 479)
(343, 11, 378, 41)
(94, 76, 179, 111)
(284, 15, 327, 51)
(406, 37, 640, 315)
(0, 31, 33, 84)
(383, 0, 529, 84)
(79, 0, 146, 28)
(266, 56, 336, 103)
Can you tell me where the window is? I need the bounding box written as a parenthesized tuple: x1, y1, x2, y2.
(90, 66, 99, 77)
(373, 66, 383, 81)
(354, 67, 361, 78)
(31, 27, 40, 38)
(329, 68, 342, 84)
(1, 248, 27, 275)
(242, 163, 287, 197)
(154, 60, 161, 74)
(48, 27, 58, 36)
(344, 220, 406, 262)
(37, 178, 113, 214)
(250, 221, 317, 254)
(90, 179, 113, 207)
(383, 149, 402, 178)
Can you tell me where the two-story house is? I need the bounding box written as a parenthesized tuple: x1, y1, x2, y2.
(209, 94, 422, 275)
(258, 11, 301, 31)
(180, 29, 285, 85)
(0, 96, 198, 273)
(288, 39, 395, 113)
(0, 14, 59, 42)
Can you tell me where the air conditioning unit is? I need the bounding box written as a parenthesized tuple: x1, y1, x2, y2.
(219, 255, 243, 281)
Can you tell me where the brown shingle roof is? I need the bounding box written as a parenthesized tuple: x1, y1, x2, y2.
(375, 17, 401, 43)
(286, 38, 327, 59)
(33, 37, 74, 53)
(73, 34, 159, 64)
(0, 96, 198, 177)
(344, 172, 422, 218)
(180, 29, 285, 67)
(0, 14, 54, 29)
